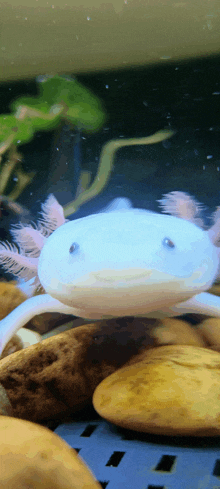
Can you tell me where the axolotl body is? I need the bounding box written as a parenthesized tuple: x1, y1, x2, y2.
(0, 191, 220, 355)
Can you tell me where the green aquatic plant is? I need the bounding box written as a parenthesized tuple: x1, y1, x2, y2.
(63, 128, 175, 217)
(0, 73, 175, 216)
(0, 75, 106, 201)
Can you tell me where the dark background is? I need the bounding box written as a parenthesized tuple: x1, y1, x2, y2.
(0, 54, 220, 224)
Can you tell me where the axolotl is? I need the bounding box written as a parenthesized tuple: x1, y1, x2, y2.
(0, 191, 220, 355)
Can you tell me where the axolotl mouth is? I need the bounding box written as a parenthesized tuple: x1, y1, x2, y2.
(42, 266, 211, 319)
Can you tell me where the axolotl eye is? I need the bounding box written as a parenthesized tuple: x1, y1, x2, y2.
(69, 242, 79, 254)
(162, 237, 175, 249)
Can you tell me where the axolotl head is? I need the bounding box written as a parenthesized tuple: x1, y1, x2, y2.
(38, 205, 219, 319)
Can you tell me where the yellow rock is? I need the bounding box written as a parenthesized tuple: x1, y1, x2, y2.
(93, 345, 220, 436)
(0, 416, 101, 488)
(149, 317, 205, 347)
(196, 318, 220, 352)
(0, 281, 27, 320)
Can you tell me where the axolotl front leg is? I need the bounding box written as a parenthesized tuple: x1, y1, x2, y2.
(0, 294, 80, 355)
(167, 292, 220, 317)
(2, 290, 220, 356)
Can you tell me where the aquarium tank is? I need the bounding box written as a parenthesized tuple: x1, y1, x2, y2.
(0, 60, 220, 247)
(1, 2, 220, 489)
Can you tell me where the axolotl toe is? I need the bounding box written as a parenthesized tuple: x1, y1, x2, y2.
(0, 191, 220, 355)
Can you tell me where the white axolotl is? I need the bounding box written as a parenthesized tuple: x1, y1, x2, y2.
(0, 191, 220, 355)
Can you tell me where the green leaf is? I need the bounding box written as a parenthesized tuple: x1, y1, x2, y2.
(11, 98, 62, 131)
(9, 75, 105, 140)
(65, 101, 105, 131)
(0, 115, 34, 150)
(37, 75, 106, 131)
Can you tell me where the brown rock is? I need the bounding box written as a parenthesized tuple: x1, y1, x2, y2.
(0, 416, 101, 488)
(88, 316, 205, 363)
(93, 345, 220, 436)
(0, 322, 120, 422)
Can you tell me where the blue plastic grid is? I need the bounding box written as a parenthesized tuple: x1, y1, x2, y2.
(55, 419, 220, 489)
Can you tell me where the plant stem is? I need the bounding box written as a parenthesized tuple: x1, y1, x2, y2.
(63, 129, 175, 217)
(0, 145, 22, 195)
